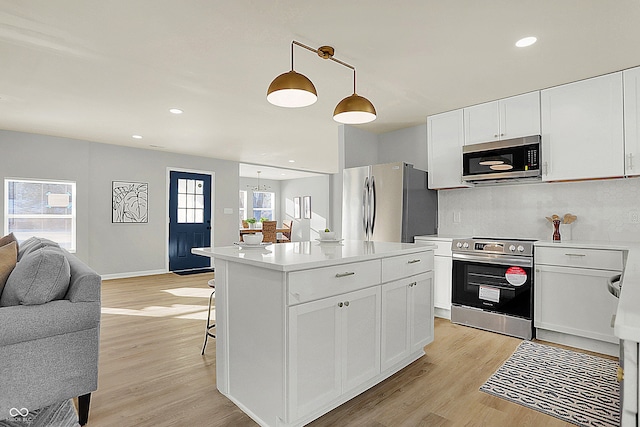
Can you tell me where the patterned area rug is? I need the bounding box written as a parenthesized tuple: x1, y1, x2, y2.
(0, 400, 78, 427)
(480, 340, 620, 427)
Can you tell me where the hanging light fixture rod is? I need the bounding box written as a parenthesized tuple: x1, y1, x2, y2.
(291, 40, 355, 71)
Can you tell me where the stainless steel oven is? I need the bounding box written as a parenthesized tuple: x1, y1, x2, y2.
(451, 238, 535, 340)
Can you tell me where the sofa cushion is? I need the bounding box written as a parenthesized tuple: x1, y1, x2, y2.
(0, 232, 18, 254)
(0, 241, 17, 297)
(0, 246, 71, 306)
(17, 236, 59, 261)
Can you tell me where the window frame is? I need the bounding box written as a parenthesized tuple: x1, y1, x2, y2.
(252, 191, 275, 221)
(4, 177, 77, 252)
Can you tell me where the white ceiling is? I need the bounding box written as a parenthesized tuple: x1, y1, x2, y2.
(1, 1, 640, 174)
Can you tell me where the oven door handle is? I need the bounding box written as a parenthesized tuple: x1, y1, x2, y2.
(452, 252, 532, 268)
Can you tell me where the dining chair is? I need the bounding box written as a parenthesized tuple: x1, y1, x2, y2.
(262, 221, 277, 243)
(278, 220, 293, 243)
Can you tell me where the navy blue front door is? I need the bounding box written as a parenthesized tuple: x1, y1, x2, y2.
(169, 171, 212, 272)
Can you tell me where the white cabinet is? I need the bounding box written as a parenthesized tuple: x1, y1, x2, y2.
(415, 237, 452, 318)
(464, 91, 540, 145)
(541, 72, 624, 181)
(624, 66, 640, 177)
(427, 109, 470, 189)
(534, 245, 623, 356)
(288, 286, 381, 420)
(381, 272, 434, 371)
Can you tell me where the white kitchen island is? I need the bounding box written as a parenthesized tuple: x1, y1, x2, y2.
(193, 240, 435, 427)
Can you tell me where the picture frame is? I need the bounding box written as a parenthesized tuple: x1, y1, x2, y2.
(303, 196, 311, 219)
(112, 181, 149, 223)
(293, 196, 301, 219)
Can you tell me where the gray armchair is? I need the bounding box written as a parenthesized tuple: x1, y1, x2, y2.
(0, 239, 101, 425)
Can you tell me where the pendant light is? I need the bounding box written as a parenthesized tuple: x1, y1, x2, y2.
(266, 43, 317, 108)
(267, 41, 376, 124)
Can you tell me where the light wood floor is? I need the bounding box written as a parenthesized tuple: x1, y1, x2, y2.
(89, 272, 597, 426)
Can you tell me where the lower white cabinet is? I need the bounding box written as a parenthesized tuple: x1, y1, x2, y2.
(415, 237, 452, 317)
(381, 272, 434, 371)
(534, 245, 623, 355)
(288, 286, 381, 421)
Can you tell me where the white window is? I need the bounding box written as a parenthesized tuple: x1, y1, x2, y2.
(239, 190, 247, 224)
(252, 191, 275, 221)
(177, 178, 204, 223)
(4, 178, 77, 251)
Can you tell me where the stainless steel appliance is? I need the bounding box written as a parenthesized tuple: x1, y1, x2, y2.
(451, 237, 535, 340)
(462, 135, 541, 183)
(342, 162, 437, 243)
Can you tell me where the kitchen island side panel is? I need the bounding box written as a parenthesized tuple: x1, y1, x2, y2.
(226, 262, 286, 426)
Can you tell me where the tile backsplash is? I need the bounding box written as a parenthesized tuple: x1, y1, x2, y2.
(437, 177, 640, 242)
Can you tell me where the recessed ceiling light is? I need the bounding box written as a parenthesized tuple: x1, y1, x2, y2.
(281, 173, 286, 176)
(132, 135, 143, 139)
(288, 160, 295, 163)
(169, 108, 183, 114)
(515, 36, 537, 48)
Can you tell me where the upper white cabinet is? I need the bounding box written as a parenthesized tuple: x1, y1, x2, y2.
(464, 91, 540, 145)
(427, 109, 470, 189)
(624, 66, 640, 177)
(541, 72, 624, 181)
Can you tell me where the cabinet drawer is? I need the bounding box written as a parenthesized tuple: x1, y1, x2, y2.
(288, 260, 381, 305)
(382, 251, 434, 283)
(535, 247, 623, 271)
(415, 239, 452, 256)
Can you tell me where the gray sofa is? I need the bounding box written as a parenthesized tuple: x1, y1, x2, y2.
(0, 237, 101, 425)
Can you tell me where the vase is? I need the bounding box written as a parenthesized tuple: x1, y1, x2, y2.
(552, 219, 561, 242)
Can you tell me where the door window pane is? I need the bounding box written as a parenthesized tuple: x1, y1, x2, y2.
(177, 179, 204, 223)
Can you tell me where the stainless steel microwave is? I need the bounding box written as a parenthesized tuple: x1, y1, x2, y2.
(462, 135, 541, 183)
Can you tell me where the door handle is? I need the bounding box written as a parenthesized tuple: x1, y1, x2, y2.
(362, 177, 369, 238)
(370, 175, 376, 236)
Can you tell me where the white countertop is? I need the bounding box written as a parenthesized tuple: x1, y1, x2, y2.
(192, 240, 435, 272)
(414, 234, 467, 242)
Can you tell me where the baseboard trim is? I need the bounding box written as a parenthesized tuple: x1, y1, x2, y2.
(101, 269, 167, 280)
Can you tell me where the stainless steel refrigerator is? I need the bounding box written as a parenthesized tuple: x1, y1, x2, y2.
(342, 162, 438, 243)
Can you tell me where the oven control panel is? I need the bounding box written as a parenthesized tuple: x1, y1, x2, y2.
(452, 239, 535, 256)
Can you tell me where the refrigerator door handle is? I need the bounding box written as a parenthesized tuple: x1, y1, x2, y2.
(370, 175, 376, 236)
(362, 177, 370, 238)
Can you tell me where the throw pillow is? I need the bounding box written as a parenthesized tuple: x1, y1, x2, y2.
(0, 232, 18, 254)
(0, 246, 71, 306)
(0, 241, 17, 297)
(17, 236, 59, 261)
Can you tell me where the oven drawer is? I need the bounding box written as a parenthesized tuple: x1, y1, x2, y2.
(288, 259, 381, 305)
(535, 246, 623, 271)
(382, 251, 434, 283)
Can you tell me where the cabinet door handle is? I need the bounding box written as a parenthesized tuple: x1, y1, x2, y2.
(335, 272, 355, 278)
(542, 161, 548, 176)
(628, 153, 634, 171)
(407, 259, 421, 264)
(564, 253, 586, 257)
(338, 302, 343, 307)
(409, 282, 417, 288)
(344, 301, 350, 307)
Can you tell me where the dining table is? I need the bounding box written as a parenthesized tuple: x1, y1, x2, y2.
(239, 227, 290, 242)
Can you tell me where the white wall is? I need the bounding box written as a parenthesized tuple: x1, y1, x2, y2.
(378, 124, 428, 171)
(281, 175, 330, 241)
(438, 178, 640, 242)
(0, 130, 239, 276)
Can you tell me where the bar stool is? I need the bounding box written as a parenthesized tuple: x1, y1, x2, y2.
(201, 279, 216, 355)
